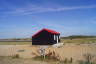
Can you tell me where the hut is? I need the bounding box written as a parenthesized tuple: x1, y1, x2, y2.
(32, 28, 60, 45)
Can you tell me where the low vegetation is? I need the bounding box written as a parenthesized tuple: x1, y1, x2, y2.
(12, 54, 20, 58)
(0, 42, 31, 45)
(0, 53, 96, 64)
(62, 35, 96, 39)
(0, 38, 31, 40)
(61, 38, 96, 44)
(0, 56, 51, 64)
(33, 50, 96, 64)
(33, 50, 60, 61)
(60, 57, 73, 64)
(0, 35, 96, 45)
(78, 53, 95, 64)
(61, 35, 96, 44)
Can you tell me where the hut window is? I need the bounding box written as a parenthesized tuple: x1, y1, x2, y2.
(56, 36, 58, 43)
(59, 35, 60, 39)
(54, 35, 56, 40)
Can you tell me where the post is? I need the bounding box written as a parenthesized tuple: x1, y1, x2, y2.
(39, 46, 48, 60)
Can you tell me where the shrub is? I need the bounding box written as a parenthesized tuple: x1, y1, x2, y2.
(60, 57, 73, 64)
(46, 50, 60, 61)
(69, 57, 73, 63)
(12, 54, 20, 58)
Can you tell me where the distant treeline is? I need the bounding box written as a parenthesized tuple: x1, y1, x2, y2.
(0, 38, 32, 40)
(0, 38, 32, 42)
(1, 35, 96, 40)
(61, 35, 96, 39)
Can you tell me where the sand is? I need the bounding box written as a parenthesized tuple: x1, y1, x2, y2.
(0, 44, 96, 62)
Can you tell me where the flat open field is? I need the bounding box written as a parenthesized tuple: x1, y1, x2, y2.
(0, 56, 54, 64)
(62, 38, 96, 43)
(0, 42, 32, 45)
(0, 38, 96, 64)
(0, 38, 96, 45)
(0, 44, 96, 64)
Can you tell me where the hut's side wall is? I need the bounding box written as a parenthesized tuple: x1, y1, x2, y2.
(32, 30, 56, 45)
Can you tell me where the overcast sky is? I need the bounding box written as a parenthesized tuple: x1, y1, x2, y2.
(0, 0, 96, 38)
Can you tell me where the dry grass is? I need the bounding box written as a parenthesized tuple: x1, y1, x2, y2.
(0, 38, 96, 45)
(0, 42, 31, 45)
(33, 50, 61, 62)
(0, 44, 96, 64)
(61, 38, 96, 44)
(0, 56, 54, 64)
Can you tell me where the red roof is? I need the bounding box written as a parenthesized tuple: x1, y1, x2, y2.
(32, 28, 60, 37)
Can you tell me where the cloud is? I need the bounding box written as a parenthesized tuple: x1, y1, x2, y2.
(7, 5, 96, 15)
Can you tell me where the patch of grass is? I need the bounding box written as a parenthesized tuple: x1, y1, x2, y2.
(12, 54, 20, 58)
(0, 56, 59, 64)
(60, 57, 73, 64)
(18, 50, 25, 52)
(61, 38, 96, 44)
(78, 53, 95, 64)
(33, 50, 61, 62)
(33, 55, 59, 62)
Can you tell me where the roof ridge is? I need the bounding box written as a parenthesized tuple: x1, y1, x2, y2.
(32, 28, 60, 37)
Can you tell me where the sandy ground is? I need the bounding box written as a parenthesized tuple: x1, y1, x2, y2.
(0, 44, 96, 63)
(0, 56, 52, 64)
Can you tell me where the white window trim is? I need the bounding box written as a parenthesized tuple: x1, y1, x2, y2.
(57, 36, 58, 43)
(54, 34, 56, 40)
(59, 35, 60, 39)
